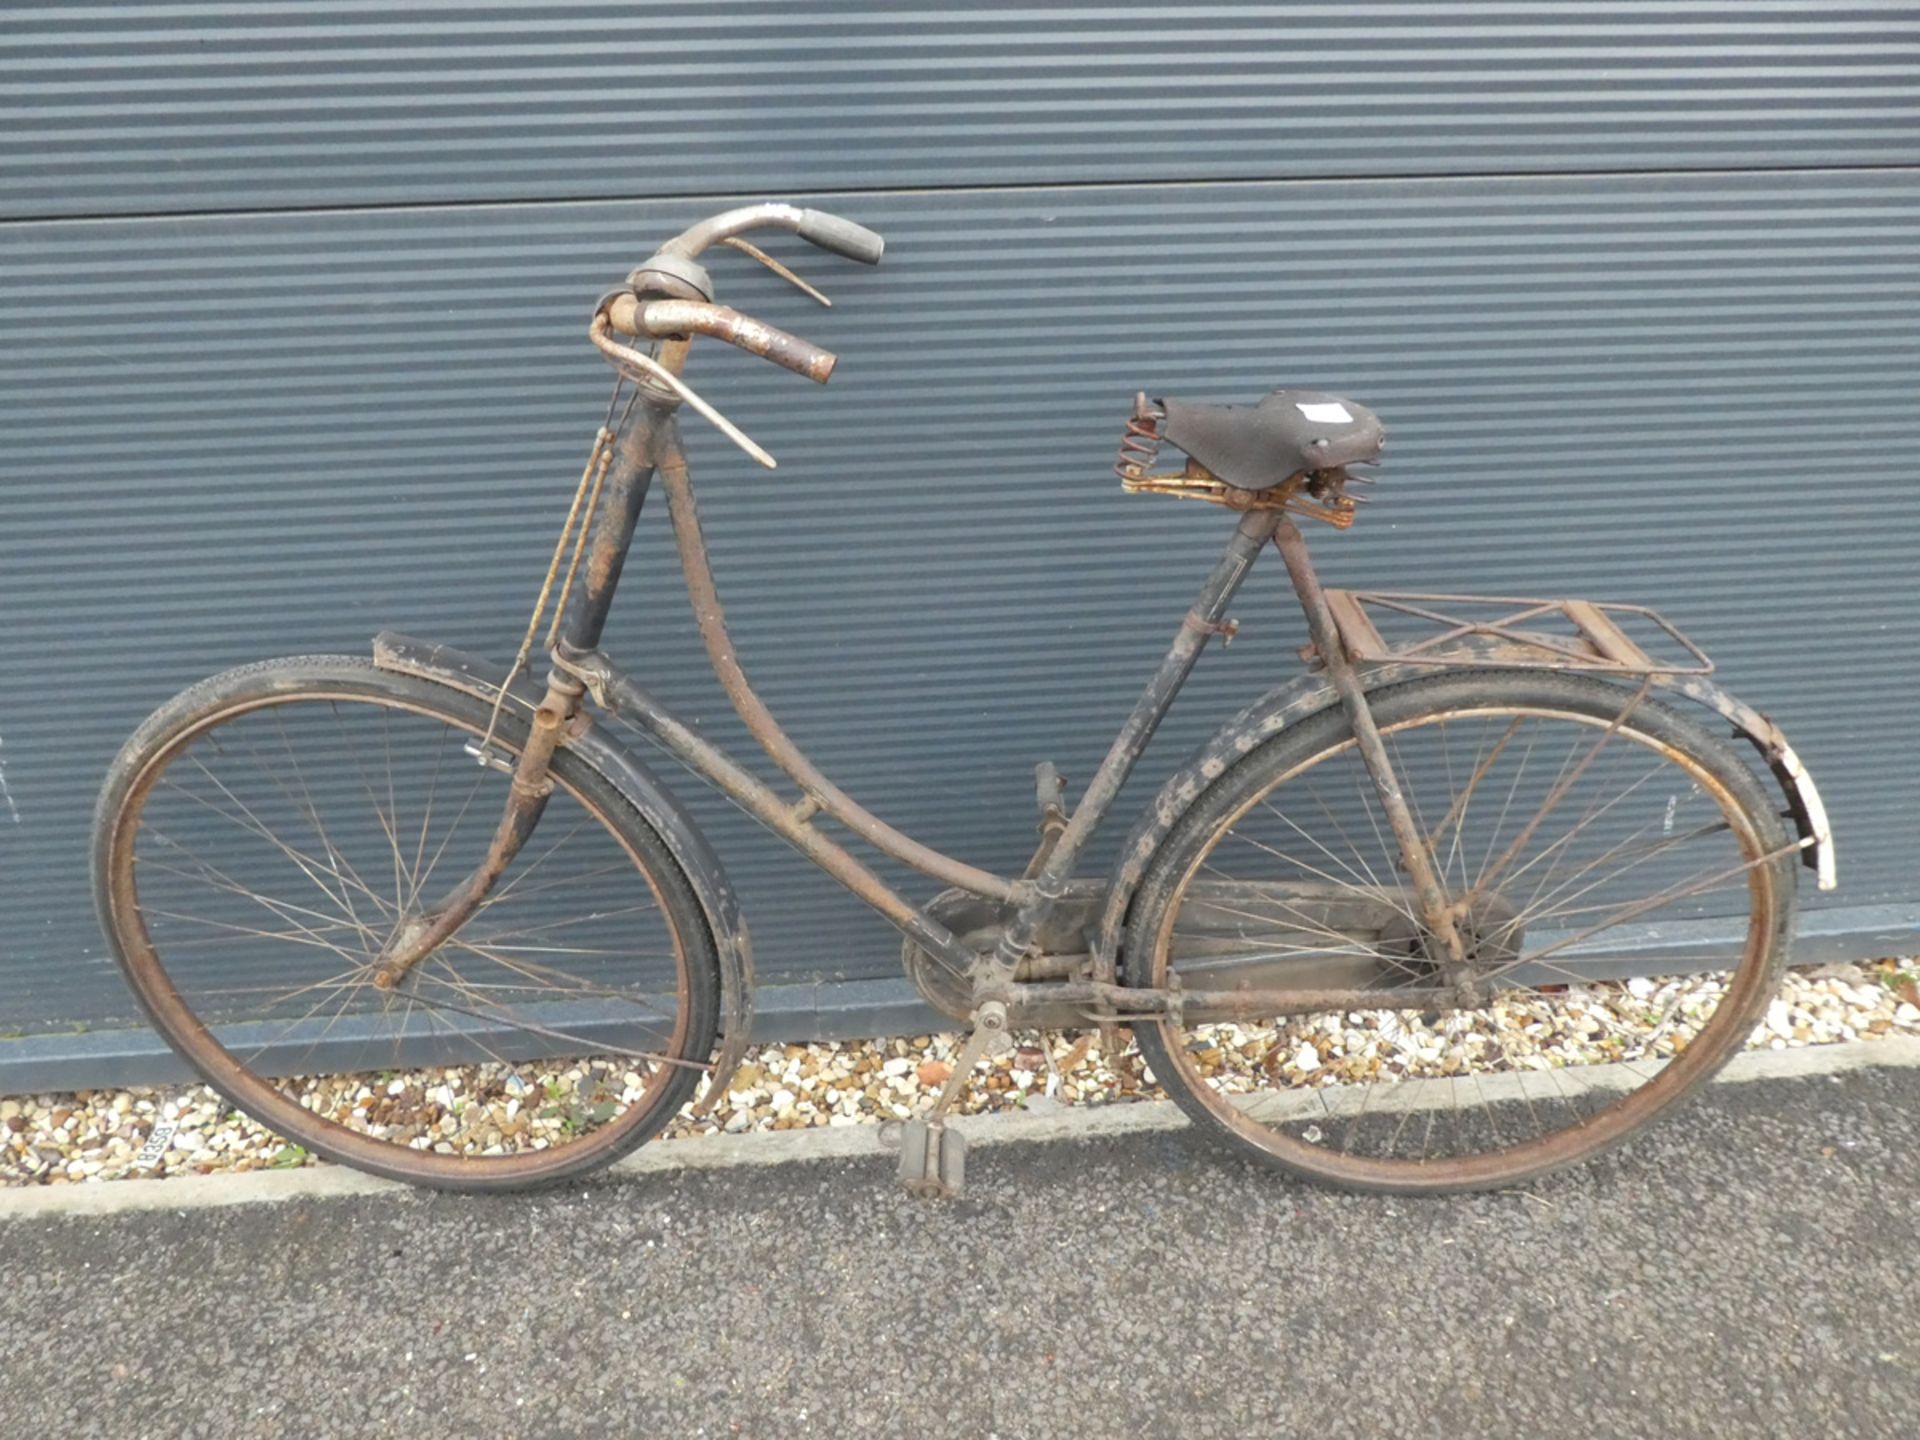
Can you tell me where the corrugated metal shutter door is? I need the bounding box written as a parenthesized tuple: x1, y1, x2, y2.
(1, 6, 1914, 1085)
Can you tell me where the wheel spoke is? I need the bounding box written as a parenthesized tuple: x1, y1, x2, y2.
(164, 763, 392, 923)
(1467, 683, 1651, 904)
(1492, 840, 1797, 982)
(245, 717, 389, 940)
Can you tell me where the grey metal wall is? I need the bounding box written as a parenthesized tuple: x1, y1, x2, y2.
(3, 4, 1917, 1085)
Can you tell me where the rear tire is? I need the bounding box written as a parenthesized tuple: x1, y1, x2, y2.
(1123, 670, 1797, 1194)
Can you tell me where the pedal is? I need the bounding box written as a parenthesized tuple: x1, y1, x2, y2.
(896, 1120, 966, 1201)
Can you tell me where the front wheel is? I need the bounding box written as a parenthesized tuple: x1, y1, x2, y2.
(93, 656, 721, 1191)
(1123, 670, 1797, 1194)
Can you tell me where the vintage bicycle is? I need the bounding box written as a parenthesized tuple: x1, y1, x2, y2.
(92, 205, 1835, 1197)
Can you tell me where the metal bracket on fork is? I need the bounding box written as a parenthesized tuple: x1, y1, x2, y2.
(463, 741, 517, 775)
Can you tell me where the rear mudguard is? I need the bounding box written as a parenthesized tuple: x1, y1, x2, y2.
(1089, 661, 1836, 982)
(371, 631, 752, 1112)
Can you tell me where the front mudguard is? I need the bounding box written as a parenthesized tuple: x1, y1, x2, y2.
(371, 632, 753, 1113)
(1089, 661, 1837, 982)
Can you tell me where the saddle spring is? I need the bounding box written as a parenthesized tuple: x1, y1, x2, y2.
(1113, 392, 1165, 481)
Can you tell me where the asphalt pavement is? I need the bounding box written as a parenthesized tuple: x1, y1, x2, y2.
(1, 1060, 1915, 1439)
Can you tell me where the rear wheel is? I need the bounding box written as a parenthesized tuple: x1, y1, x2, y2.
(93, 656, 720, 1191)
(1124, 670, 1797, 1194)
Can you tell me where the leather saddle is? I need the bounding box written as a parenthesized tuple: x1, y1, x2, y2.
(1155, 389, 1385, 491)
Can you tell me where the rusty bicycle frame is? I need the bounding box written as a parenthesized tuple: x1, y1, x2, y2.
(362, 202, 1836, 1195)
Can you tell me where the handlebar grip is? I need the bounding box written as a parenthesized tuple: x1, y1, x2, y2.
(795, 209, 886, 265)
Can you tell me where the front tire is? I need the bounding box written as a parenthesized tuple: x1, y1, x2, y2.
(93, 656, 721, 1192)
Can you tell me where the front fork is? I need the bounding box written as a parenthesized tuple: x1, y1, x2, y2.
(368, 671, 581, 990)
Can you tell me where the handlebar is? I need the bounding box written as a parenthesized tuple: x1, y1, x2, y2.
(606, 293, 836, 384)
(589, 203, 884, 468)
(656, 202, 885, 265)
(611, 202, 882, 381)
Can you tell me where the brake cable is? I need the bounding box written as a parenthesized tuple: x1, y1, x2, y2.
(470, 378, 633, 763)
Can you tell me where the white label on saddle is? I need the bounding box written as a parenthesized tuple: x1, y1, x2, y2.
(1296, 402, 1353, 424)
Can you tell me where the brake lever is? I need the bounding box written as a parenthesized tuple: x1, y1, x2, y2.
(589, 318, 778, 469)
(719, 235, 832, 307)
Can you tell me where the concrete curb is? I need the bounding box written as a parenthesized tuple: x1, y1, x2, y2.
(4, 1033, 1916, 1222)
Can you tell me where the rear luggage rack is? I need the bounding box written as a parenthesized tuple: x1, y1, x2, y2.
(1319, 590, 1715, 676)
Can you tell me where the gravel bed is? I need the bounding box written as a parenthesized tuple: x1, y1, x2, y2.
(4, 960, 1916, 1186)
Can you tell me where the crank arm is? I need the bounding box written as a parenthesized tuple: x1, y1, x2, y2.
(919, 1000, 1009, 1126)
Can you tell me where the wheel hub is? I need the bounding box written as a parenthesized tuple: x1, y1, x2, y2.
(1378, 893, 1525, 998)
